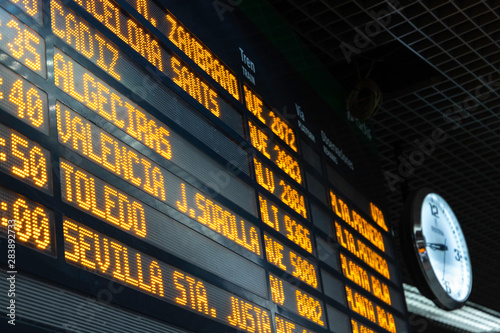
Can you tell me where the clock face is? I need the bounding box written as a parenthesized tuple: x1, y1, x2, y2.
(419, 193, 472, 303)
(402, 188, 473, 310)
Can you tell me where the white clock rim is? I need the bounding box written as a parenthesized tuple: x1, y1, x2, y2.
(420, 193, 472, 302)
(409, 188, 473, 310)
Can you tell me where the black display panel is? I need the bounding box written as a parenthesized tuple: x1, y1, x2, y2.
(0, 186, 54, 256)
(0, 122, 51, 193)
(63, 217, 273, 331)
(0, 63, 48, 134)
(0, 6, 45, 77)
(0, 1, 411, 333)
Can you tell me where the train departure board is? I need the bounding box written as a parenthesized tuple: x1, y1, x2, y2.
(0, 1, 411, 333)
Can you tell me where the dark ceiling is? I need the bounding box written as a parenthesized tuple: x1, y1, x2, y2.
(266, 0, 500, 320)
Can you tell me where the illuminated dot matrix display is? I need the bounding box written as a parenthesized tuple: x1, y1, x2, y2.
(0, 1, 410, 333)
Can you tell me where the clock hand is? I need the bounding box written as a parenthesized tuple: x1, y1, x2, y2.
(427, 243, 448, 251)
(442, 238, 447, 281)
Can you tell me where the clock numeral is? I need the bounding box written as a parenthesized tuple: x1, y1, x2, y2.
(429, 202, 439, 217)
(443, 280, 451, 294)
(454, 249, 462, 262)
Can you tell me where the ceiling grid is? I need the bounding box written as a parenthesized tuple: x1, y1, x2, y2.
(267, 0, 500, 316)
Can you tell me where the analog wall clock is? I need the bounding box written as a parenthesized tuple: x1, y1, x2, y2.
(401, 188, 472, 310)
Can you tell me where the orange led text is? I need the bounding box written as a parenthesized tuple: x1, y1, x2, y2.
(171, 56, 220, 117)
(275, 316, 315, 333)
(254, 157, 307, 219)
(295, 289, 324, 326)
(0, 194, 51, 250)
(72, 0, 162, 71)
(351, 319, 376, 333)
(0, 127, 49, 189)
(1, 76, 45, 129)
(60, 160, 147, 238)
(177, 183, 261, 256)
(335, 222, 390, 280)
(56, 103, 166, 201)
(243, 84, 297, 152)
(340, 253, 391, 305)
(51, 0, 121, 80)
(330, 190, 385, 252)
(0, 14, 43, 73)
(259, 194, 312, 253)
(227, 296, 272, 333)
(173, 270, 216, 317)
(63, 219, 164, 297)
(345, 286, 396, 333)
(249, 121, 302, 184)
(370, 203, 388, 232)
(167, 13, 239, 100)
(269, 274, 285, 305)
(54, 50, 172, 160)
(264, 234, 318, 288)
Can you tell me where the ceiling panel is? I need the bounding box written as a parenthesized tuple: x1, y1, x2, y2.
(268, 0, 500, 319)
